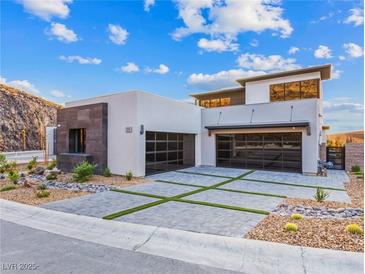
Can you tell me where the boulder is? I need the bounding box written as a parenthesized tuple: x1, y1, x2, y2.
(23, 177, 41, 188)
(33, 166, 45, 175)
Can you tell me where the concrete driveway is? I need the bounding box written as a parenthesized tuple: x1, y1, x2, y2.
(41, 167, 351, 237)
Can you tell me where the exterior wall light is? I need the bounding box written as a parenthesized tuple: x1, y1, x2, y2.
(140, 124, 144, 135)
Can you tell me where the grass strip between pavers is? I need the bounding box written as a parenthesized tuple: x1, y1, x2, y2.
(216, 187, 287, 198)
(173, 198, 270, 215)
(174, 170, 233, 179)
(240, 178, 346, 191)
(110, 188, 168, 199)
(103, 170, 257, 220)
(155, 180, 207, 188)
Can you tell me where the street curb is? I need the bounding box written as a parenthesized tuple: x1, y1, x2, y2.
(1, 199, 363, 274)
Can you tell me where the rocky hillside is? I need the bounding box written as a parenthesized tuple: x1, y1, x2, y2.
(0, 83, 62, 152)
(327, 130, 364, 146)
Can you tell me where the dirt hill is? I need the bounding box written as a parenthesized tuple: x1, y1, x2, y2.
(0, 83, 62, 152)
(327, 130, 364, 146)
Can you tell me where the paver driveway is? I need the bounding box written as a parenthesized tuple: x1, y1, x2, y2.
(41, 167, 351, 237)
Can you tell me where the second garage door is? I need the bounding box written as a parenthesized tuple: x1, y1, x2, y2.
(216, 132, 302, 172)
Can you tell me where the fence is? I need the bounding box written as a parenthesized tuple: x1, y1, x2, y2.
(345, 143, 364, 171)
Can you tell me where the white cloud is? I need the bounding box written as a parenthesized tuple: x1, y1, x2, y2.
(314, 45, 332, 59)
(344, 8, 364, 26)
(59, 55, 102, 65)
(50, 89, 65, 98)
(172, 0, 293, 50)
(343, 42, 364, 58)
(107, 24, 128, 45)
(120, 62, 139, 73)
(46, 23, 78, 43)
(324, 97, 364, 133)
(17, 0, 72, 21)
(237, 53, 301, 71)
(0, 76, 40, 94)
(144, 0, 155, 12)
(338, 55, 346, 60)
(249, 39, 259, 47)
(288, 46, 299, 54)
(187, 69, 265, 90)
(331, 68, 342, 79)
(146, 64, 169, 74)
(197, 38, 238, 52)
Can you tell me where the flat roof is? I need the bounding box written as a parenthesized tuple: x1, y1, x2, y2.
(189, 86, 244, 99)
(205, 121, 310, 130)
(236, 64, 332, 86)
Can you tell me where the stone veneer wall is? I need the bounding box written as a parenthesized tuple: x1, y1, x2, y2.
(345, 143, 364, 171)
(56, 103, 108, 174)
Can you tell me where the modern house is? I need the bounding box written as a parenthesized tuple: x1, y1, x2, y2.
(56, 64, 331, 176)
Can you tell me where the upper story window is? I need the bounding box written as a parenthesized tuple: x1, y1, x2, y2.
(69, 128, 86, 153)
(270, 79, 319, 102)
(199, 97, 231, 108)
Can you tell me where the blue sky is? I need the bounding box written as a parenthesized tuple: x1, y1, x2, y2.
(1, 0, 364, 133)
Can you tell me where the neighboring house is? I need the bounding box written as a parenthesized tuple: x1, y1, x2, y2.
(56, 64, 331, 176)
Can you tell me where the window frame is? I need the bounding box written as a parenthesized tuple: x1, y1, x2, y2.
(270, 78, 320, 102)
(69, 128, 86, 153)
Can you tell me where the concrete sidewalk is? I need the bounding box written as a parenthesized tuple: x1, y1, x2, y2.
(1, 199, 363, 274)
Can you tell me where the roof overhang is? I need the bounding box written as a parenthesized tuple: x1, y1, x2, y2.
(236, 64, 332, 86)
(189, 86, 244, 99)
(205, 121, 311, 135)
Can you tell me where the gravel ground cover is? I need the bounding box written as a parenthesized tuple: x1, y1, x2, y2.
(0, 186, 88, 206)
(245, 215, 364, 252)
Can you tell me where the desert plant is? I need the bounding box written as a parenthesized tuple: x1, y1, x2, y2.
(27, 156, 38, 171)
(314, 187, 329, 202)
(0, 154, 7, 173)
(291, 213, 303, 220)
(47, 159, 57, 170)
(284, 223, 298, 232)
(37, 184, 48, 190)
(4, 161, 17, 173)
(73, 161, 96, 182)
(8, 171, 20, 183)
(351, 165, 361, 172)
(125, 171, 133, 181)
(36, 190, 50, 198)
(46, 173, 58, 180)
(103, 167, 112, 177)
(345, 224, 363, 235)
(0, 184, 16, 192)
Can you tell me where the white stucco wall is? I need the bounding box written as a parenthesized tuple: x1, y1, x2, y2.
(65, 91, 202, 177)
(245, 72, 321, 105)
(201, 99, 320, 174)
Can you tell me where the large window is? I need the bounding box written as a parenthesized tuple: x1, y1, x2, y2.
(69, 128, 86, 153)
(270, 79, 319, 102)
(199, 97, 231, 108)
(216, 133, 302, 172)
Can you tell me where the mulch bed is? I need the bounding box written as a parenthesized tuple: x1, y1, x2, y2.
(245, 215, 364, 252)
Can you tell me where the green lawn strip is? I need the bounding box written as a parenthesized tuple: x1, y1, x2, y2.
(216, 187, 287, 198)
(155, 179, 207, 188)
(110, 188, 168, 199)
(174, 170, 233, 179)
(172, 198, 270, 215)
(103, 199, 167, 220)
(239, 178, 346, 191)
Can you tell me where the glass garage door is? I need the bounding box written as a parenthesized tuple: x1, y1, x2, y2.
(216, 133, 302, 172)
(146, 131, 195, 175)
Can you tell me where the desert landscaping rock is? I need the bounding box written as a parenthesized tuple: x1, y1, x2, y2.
(45, 181, 113, 193)
(33, 166, 45, 175)
(273, 204, 364, 219)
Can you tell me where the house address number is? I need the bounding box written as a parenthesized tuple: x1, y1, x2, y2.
(125, 127, 133, 133)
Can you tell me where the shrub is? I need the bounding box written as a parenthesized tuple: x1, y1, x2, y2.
(125, 171, 133, 181)
(0, 184, 16, 192)
(351, 165, 361, 172)
(72, 161, 96, 182)
(46, 173, 58, 180)
(8, 171, 20, 183)
(5, 161, 17, 173)
(27, 156, 38, 171)
(345, 224, 363, 235)
(0, 154, 5, 164)
(103, 167, 112, 177)
(47, 159, 57, 170)
(291, 213, 303, 220)
(284, 223, 298, 232)
(37, 184, 48, 190)
(36, 190, 50, 198)
(314, 187, 329, 202)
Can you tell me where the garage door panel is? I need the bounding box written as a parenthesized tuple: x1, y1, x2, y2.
(216, 133, 302, 172)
